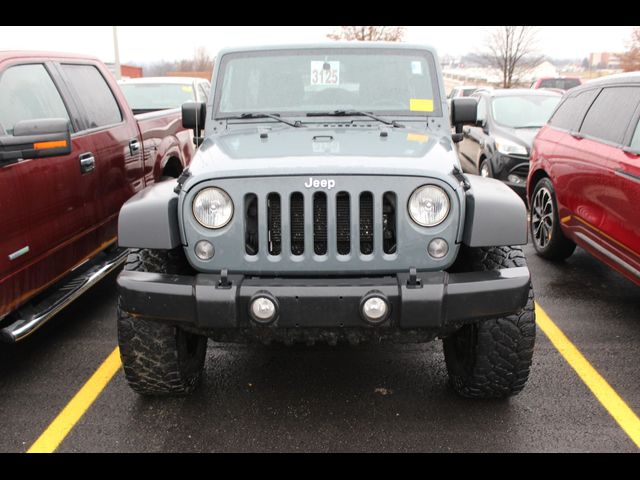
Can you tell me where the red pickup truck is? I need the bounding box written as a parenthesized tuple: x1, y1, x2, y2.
(0, 51, 195, 342)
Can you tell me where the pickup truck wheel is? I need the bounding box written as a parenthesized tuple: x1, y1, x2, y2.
(117, 248, 207, 395)
(530, 177, 576, 261)
(443, 246, 535, 399)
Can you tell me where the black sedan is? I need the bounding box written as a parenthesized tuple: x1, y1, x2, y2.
(456, 89, 561, 198)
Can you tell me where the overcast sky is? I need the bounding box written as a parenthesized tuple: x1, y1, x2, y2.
(0, 26, 635, 63)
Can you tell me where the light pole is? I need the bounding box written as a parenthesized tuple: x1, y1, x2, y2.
(112, 26, 121, 80)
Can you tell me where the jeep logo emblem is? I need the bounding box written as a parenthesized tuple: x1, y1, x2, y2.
(304, 177, 335, 190)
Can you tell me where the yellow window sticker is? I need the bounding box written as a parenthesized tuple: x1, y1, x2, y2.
(406, 133, 429, 143)
(181, 86, 193, 93)
(409, 98, 434, 112)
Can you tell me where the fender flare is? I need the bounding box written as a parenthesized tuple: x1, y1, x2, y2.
(462, 175, 528, 247)
(118, 181, 181, 249)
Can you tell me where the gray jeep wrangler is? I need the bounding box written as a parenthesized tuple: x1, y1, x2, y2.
(116, 43, 535, 398)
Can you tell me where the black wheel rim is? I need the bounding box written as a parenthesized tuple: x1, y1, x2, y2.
(532, 186, 554, 249)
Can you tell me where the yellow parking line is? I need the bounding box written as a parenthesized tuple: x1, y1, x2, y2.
(536, 304, 640, 449)
(27, 347, 122, 453)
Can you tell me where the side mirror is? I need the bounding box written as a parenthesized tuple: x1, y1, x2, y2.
(450, 98, 477, 134)
(0, 118, 71, 164)
(182, 102, 206, 146)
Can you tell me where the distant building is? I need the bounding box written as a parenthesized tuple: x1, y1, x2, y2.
(105, 63, 143, 79)
(589, 52, 622, 69)
(167, 71, 212, 80)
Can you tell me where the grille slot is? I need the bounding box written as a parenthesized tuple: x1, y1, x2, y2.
(290, 192, 304, 256)
(383, 192, 397, 254)
(359, 192, 374, 255)
(336, 192, 351, 255)
(313, 192, 328, 255)
(244, 194, 259, 255)
(267, 193, 281, 255)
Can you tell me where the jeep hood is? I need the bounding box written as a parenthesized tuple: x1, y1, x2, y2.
(185, 126, 459, 187)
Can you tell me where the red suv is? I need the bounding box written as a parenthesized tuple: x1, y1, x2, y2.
(531, 77, 582, 91)
(527, 73, 640, 286)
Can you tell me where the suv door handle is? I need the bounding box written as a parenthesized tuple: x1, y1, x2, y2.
(129, 139, 141, 155)
(79, 152, 95, 174)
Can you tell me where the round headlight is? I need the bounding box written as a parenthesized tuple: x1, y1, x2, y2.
(192, 187, 233, 229)
(408, 185, 450, 227)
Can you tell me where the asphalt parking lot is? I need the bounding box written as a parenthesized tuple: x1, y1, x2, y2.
(0, 242, 638, 453)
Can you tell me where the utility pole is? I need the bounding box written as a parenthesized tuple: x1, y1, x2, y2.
(112, 26, 121, 80)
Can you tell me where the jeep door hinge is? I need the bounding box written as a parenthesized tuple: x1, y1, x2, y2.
(173, 168, 192, 194)
(452, 166, 471, 191)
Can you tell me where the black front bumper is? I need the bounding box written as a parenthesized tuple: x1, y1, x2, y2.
(117, 267, 530, 331)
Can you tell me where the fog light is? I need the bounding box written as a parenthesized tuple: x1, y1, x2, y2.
(195, 240, 214, 260)
(428, 238, 448, 259)
(250, 296, 277, 323)
(361, 294, 389, 324)
(507, 174, 523, 184)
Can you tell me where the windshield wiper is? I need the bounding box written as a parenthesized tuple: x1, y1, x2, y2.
(514, 124, 544, 129)
(306, 110, 404, 128)
(218, 112, 303, 128)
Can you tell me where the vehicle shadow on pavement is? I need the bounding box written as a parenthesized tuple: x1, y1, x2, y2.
(0, 271, 120, 453)
(0, 271, 120, 378)
(122, 341, 525, 452)
(529, 245, 640, 310)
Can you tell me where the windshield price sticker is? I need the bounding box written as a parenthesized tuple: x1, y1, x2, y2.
(310, 61, 340, 86)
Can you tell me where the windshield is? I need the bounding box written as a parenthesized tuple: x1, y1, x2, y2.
(215, 48, 440, 117)
(538, 78, 581, 90)
(491, 95, 561, 128)
(120, 83, 195, 111)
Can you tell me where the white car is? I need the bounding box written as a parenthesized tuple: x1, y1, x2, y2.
(118, 76, 211, 114)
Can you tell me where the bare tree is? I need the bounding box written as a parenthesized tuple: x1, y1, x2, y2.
(620, 27, 640, 72)
(327, 26, 405, 42)
(175, 46, 214, 72)
(133, 46, 215, 77)
(483, 26, 543, 88)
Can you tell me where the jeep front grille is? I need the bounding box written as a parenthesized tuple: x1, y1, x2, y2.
(185, 176, 460, 274)
(243, 189, 395, 259)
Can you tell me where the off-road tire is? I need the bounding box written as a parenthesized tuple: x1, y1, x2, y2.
(443, 246, 535, 399)
(530, 177, 576, 261)
(117, 248, 207, 395)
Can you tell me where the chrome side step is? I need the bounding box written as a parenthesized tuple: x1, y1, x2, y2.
(0, 248, 129, 343)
